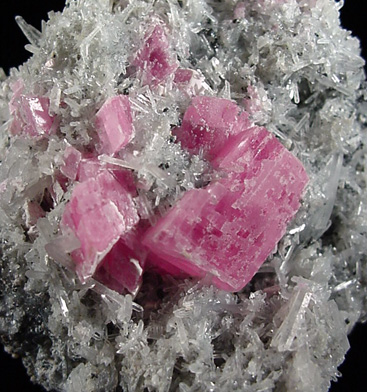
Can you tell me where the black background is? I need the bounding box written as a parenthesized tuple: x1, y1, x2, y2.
(0, 1, 366, 391)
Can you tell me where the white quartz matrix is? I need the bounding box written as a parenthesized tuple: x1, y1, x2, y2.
(0, 0, 366, 391)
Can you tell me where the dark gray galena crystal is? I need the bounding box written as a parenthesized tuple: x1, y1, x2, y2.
(0, 1, 366, 391)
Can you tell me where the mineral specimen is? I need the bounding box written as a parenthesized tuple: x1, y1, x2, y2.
(60, 145, 82, 180)
(172, 96, 250, 159)
(144, 121, 309, 291)
(60, 88, 308, 293)
(61, 170, 139, 284)
(9, 82, 56, 138)
(133, 24, 178, 86)
(0, 0, 366, 391)
(95, 95, 134, 155)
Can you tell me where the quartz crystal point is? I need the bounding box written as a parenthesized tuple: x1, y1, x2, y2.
(95, 95, 134, 155)
(143, 126, 309, 291)
(61, 170, 139, 284)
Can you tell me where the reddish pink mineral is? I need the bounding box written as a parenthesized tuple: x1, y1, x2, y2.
(172, 96, 250, 160)
(77, 158, 102, 182)
(10, 94, 56, 138)
(133, 25, 178, 86)
(173, 69, 209, 97)
(174, 69, 193, 84)
(95, 95, 134, 155)
(60, 145, 82, 181)
(234, 2, 246, 19)
(61, 92, 308, 294)
(143, 127, 308, 291)
(94, 230, 146, 295)
(25, 201, 46, 228)
(76, 157, 137, 195)
(61, 170, 139, 284)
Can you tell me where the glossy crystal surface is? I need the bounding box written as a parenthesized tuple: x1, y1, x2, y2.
(61, 170, 139, 283)
(95, 95, 134, 155)
(144, 127, 308, 291)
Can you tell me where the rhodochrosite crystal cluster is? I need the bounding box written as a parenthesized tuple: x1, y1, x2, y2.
(0, 0, 366, 391)
(60, 92, 308, 293)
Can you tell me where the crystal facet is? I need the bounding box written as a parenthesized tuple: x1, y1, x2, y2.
(133, 24, 178, 86)
(173, 96, 250, 160)
(95, 95, 134, 155)
(61, 145, 82, 181)
(10, 94, 56, 138)
(143, 127, 308, 291)
(0, 0, 364, 390)
(61, 170, 139, 283)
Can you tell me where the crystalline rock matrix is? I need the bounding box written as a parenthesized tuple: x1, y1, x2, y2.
(0, 1, 366, 391)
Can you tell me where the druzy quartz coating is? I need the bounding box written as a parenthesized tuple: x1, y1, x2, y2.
(0, 1, 366, 391)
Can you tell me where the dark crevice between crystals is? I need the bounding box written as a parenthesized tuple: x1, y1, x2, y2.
(321, 214, 343, 250)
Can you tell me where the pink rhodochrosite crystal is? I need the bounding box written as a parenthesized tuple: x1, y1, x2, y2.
(95, 95, 134, 155)
(75, 157, 137, 194)
(133, 24, 178, 86)
(173, 96, 250, 160)
(10, 94, 56, 138)
(61, 170, 139, 284)
(2, 2, 365, 390)
(76, 158, 102, 182)
(60, 145, 82, 181)
(60, 94, 308, 293)
(94, 231, 146, 295)
(173, 69, 193, 84)
(143, 126, 308, 291)
(173, 69, 209, 96)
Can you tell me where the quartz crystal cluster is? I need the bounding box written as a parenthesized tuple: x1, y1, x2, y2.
(0, 0, 366, 391)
